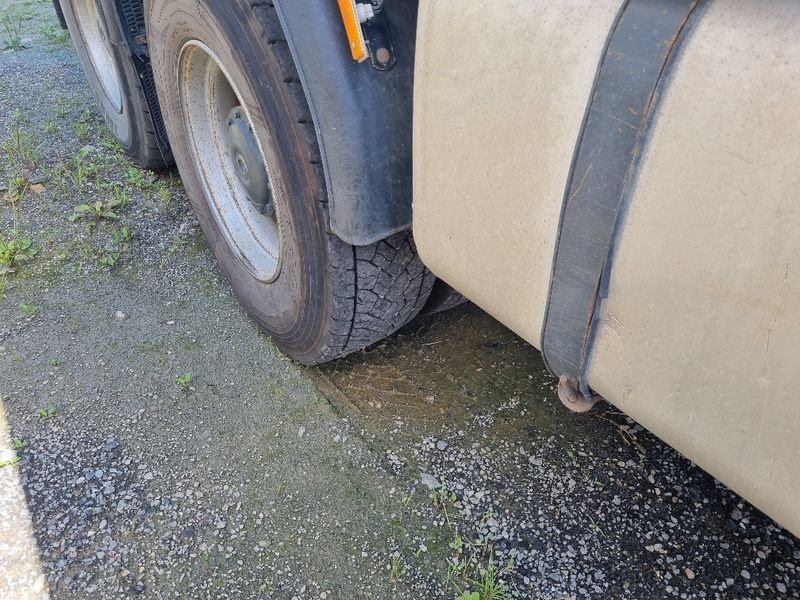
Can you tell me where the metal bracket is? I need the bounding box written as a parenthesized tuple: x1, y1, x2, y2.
(362, 9, 396, 71)
(557, 375, 600, 413)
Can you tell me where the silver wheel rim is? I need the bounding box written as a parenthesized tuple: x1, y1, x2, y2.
(178, 41, 282, 282)
(72, 0, 122, 112)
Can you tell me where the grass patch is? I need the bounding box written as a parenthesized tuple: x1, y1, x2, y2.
(0, 235, 36, 275)
(1, 12, 25, 50)
(19, 300, 39, 318)
(176, 372, 193, 390)
(36, 406, 57, 421)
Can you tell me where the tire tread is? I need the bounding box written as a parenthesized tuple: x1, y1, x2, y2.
(248, 1, 433, 363)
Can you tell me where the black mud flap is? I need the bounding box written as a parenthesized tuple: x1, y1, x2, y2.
(274, 0, 418, 246)
(111, 0, 172, 164)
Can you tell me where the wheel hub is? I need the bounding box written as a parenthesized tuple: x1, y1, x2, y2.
(178, 40, 281, 283)
(227, 106, 273, 216)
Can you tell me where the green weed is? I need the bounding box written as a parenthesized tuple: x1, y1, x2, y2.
(431, 475, 458, 528)
(588, 515, 605, 537)
(2, 120, 38, 169)
(39, 23, 69, 44)
(464, 551, 513, 600)
(99, 133, 122, 153)
(71, 223, 131, 269)
(418, 483, 518, 600)
(388, 555, 404, 582)
(73, 120, 89, 143)
(1, 13, 24, 50)
(5, 173, 29, 203)
(69, 199, 122, 224)
(61, 147, 102, 189)
(125, 165, 154, 190)
(19, 301, 39, 318)
(108, 185, 131, 208)
(156, 181, 172, 211)
(54, 94, 68, 118)
(78, 239, 93, 261)
(112, 225, 132, 246)
(36, 406, 57, 421)
(0, 236, 36, 275)
(0, 455, 20, 468)
(96, 249, 120, 268)
(176, 372, 193, 390)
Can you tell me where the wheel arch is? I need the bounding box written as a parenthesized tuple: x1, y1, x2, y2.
(272, 0, 417, 246)
(132, 0, 418, 245)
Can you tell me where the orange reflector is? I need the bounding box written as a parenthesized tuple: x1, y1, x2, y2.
(337, 0, 368, 62)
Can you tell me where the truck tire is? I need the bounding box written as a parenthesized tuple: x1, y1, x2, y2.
(146, 0, 434, 364)
(51, 0, 67, 29)
(59, 0, 167, 168)
(420, 280, 469, 315)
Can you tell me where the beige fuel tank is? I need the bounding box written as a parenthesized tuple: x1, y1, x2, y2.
(585, 0, 800, 536)
(414, 0, 800, 536)
(413, 0, 624, 345)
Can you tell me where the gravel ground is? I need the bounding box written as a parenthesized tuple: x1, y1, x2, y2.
(1, 1, 799, 599)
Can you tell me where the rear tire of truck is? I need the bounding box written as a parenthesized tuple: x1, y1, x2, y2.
(59, 0, 167, 169)
(51, 0, 67, 30)
(146, 0, 434, 364)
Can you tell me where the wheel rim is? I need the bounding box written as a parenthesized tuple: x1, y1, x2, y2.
(178, 41, 282, 282)
(71, 0, 122, 112)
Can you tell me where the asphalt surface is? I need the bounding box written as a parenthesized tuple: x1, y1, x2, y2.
(1, 1, 799, 599)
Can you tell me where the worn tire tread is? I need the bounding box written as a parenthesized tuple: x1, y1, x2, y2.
(167, 0, 433, 363)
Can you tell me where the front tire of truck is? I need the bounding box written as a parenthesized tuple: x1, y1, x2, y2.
(147, 0, 434, 364)
(59, 0, 166, 168)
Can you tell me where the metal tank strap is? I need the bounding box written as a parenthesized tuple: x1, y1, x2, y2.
(540, 0, 704, 397)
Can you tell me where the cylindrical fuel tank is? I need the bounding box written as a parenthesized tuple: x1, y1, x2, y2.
(414, 0, 800, 535)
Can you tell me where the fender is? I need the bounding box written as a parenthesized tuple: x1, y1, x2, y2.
(131, 0, 416, 245)
(274, 0, 417, 245)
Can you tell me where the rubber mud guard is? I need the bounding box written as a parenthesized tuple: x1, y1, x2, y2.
(274, 0, 417, 246)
